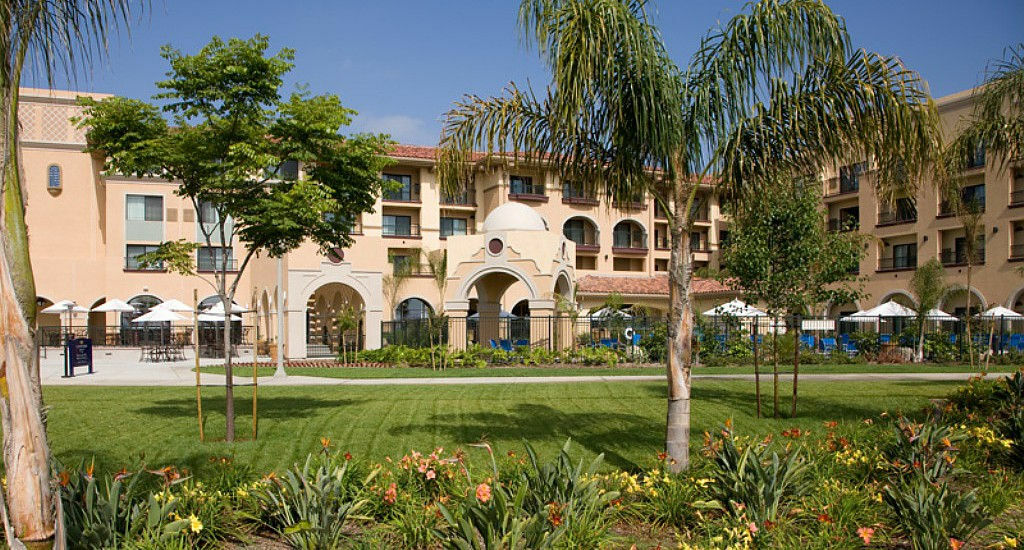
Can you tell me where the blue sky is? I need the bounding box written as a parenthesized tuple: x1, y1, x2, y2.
(37, 0, 1024, 146)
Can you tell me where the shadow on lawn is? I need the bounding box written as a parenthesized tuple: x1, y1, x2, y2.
(388, 403, 661, 470)
(135, 396, 367, 420)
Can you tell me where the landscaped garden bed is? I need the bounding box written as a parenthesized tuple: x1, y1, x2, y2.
(34, 374, 1024, 548)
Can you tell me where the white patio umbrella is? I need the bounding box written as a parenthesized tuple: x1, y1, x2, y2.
(589, 307, 632, 319)
(132, 309, 189, 323)
(703, 299, 767, 318)
(857, 301, 917, 318)
(923, 308, 958, 322)
(197, 312, 243, 322)
(839, 310, 874, 323)
(152, 299, 193, 312)
(204, 301, 247, 314)
(41, 299, 89, 315)
(975, 306, 1024, 319)
(90, 298, 135, 313)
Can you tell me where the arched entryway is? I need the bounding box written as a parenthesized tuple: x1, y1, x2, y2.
(939, 286, 986, 316)
(122, 294, 166, 346)
(306, 282, 365, 358)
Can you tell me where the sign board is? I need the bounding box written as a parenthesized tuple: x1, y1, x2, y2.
(64, 337, 93, 377)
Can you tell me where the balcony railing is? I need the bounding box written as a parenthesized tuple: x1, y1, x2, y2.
(197, 257, 238, 272)
(825, 178, 859, 197)
(382, 223, 421, 238)
(614, 199, 646, 210)
(383, 185, 421, 203)
(564, 230, 599, 251)
(690, 207, 710, 223)
(612, 235, 647, 253)
(1011, 244, 1024, 260)
(1011, 190, 1024, 206)
(124, 256, 164, 271)
(562, 184, 598, 205)
(877, 256, 917, 272)
(941, 249, 985, 266)
(441, 190, 474, 206)
(654, 236, 670, 250)
(877, 208, 917, 226)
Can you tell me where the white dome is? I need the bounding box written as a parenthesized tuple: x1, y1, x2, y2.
(482, 202, 548, 232)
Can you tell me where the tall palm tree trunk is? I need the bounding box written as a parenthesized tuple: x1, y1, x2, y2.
(665, 181, 694, 473)
(1, 78, 56, 545)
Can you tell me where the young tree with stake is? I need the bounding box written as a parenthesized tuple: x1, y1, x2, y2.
(75, 35, 394, 441)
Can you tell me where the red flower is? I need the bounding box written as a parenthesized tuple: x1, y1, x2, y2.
(817, 513, 833, 524)
(344, 452, 353, 461)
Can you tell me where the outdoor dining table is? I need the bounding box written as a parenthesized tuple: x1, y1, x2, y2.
(140, 343, 186, 362)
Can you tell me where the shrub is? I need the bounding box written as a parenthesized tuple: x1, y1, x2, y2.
(883, 419, 963, 482)
(882, 479, 991, 550)
(257, 456, 374, 549)
(706, 428, 811, 525)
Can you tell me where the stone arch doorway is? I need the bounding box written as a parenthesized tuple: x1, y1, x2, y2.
(939, 286, 986, 316)
(460, 266, 539, 347)
(306, 282, 365, 358)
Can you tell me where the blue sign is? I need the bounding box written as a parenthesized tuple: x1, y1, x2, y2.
(64, 338, 93, 377)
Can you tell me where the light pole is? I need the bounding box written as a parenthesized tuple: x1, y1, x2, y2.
(274, 255, 287, 378)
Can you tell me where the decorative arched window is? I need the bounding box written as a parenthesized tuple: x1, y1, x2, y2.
(562, 217, 599, 248)
(612, 220, 646, 249)
(395, 298, 433, 321)
(121, 295, 163, 326)
(47, 164, 62, 189)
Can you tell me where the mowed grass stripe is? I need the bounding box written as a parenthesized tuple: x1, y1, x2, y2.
(40, 380, 960, 477)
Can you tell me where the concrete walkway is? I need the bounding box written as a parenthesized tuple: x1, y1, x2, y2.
(40, 349, 983, 387)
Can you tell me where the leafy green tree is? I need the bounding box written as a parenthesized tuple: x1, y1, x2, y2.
(75, 35, 394, 441)
(909, 259, 948, 362)
(335, 304, 362, 365)
(438, 0, 940, 471)
(722, 177, 864, 417)
(0, 1, 141, 545)
(425, 248, 449, 369)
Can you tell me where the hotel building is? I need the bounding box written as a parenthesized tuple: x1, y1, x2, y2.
(17, 86, 1024, 358)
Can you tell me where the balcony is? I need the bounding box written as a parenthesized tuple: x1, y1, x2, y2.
(382, 223, 421, 238)
(564, 230, 600, 252)
(655, 203, 669, 219)
(1011, 244, 1024, 261)
(383, 185, 421, 203)
(877, 208, 917, 227)
(612, 236, 648, 254)
(197, 257, 238, 272)
(941, 248, 985, 266)
(441, 189, 475, 207)
(124, 256, 164, 271)
(509, 192, 548, 203)
(614, 199, 646, 210)
(690, 207, 710, 223)
(825, 178, 859, 198)
(654, 235, 670, 250)
(877, 256, 917, 272)
(562, 184, 598, 206)
(1011, 190, 1024, 207)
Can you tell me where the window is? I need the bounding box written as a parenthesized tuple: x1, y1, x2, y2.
(383, 214, 413, 236)
(962, 184, 986, 211)
(440, 217, 467, 238)
(690, 232, 704, 251)
(266, 159, 299, 180)
(126, 195, 163, 221)
(382, 174, 417, 201)
(613, 221, 645, 249)
(47, 165, 62, 189)
(719, 230, 732, 248)
(967, 145, 985, 168)
(197, 246, 234, 271)
(510, 175, 544, 196)
(395, 297, 432, 321)
(892, 243, 917, 269)
(562, 180, 592, 200)
(563, 218, 596, 246)
(839, 162, 866, 192)
(125, 244, 162, 270)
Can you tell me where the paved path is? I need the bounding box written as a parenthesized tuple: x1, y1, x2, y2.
(40, 350, 982, 387)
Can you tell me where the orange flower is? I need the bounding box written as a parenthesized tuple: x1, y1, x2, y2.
(58, 471, 70, 488)
(657, 451, 668, 461)
(949, 538, 963, 550)
(547, 502, 564, 527)
(320, 437, 331, 450)
(114, 468, 131, 482)
(383, 483, 397, 505)
(824, 420, 838, 429)
(857, 527, 875, 545)
(475, 483, 492, 503)
(725, 418, 733, 430)
(817, 513, 833, 524)
(344, 452, 353, 461)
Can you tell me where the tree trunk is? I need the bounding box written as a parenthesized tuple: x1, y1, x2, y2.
(753, 321, 760, 418)
(665, 181, 695, 473)
(1, 77, 56, 547)
(916, 319, 926, 363)
(791, 315, 800, 418)
(772, 315, 779, 419)
(965, 264, 974, 370)
(222, 295, 235, 442)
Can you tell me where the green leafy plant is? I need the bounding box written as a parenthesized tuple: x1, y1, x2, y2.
(882, 478, 991, 550)
(257, 456, 376, 549)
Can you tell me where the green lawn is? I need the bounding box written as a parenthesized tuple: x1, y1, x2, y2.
(44, 379, 961, 478)
(200, 362, 1021, 379)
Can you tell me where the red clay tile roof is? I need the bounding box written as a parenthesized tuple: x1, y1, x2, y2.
(576, 274, 735, 297)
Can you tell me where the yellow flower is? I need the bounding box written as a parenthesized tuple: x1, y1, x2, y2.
(188, 515, 203, 534)
(1004, 536, 1018, 548)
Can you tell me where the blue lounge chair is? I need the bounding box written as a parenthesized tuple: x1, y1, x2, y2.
(514, 339, 529, 348)
(599, 338, 618, 349)
(499, 339, 514, 352)
(819, 337, 837, 355)
(489, 339, 499, 349)
(800, 334, 816, 349)
(880, 334, 891, 344)
(845, 340, 858, 357)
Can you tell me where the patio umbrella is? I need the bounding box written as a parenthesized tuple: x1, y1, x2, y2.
(702, 299, 766, 317)
(975, 306, 1024, 319)
(91, 298, 135, 313)
(152, 299, 193, 312)
(197, 312, 243, 322)
(923, 308, 958, 322)
(132, 309, 189, 323)
(41, 300, 89, 315)
(839, 310, 874, 323)
(857, 301, 917, 318)
(204, 301, 248, 314)
(589, 307, 632, 319)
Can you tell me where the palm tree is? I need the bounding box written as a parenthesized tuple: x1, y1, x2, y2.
(0, 1, 140, 545)
(425, 248, 448, 369)
(909, 259, 948, 362)
(438, 0, 940, 472)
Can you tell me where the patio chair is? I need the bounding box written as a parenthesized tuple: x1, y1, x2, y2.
(799, 334, 816, 350)
(949, 333, 957, 344)
(819, 337, 837, 355)
(514, 339, 529, 347)
(880, 334, 891, 345)
(1010, 334, 1024, 351)
(489, 339, 499, 349)
(845, 340, 858, 357)
(599, 338, 618, 350)
(499, 339, 514, 352)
